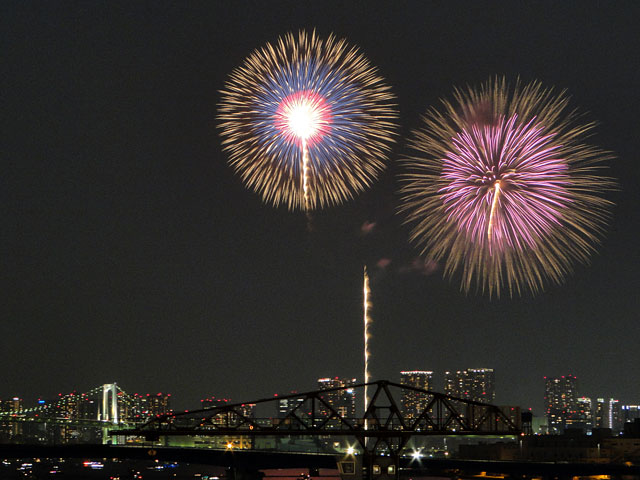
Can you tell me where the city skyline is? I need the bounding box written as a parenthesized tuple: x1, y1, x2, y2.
(2, 370, 638, 419)
(3, 3, 639, 418)
(3, 374, 640, 443)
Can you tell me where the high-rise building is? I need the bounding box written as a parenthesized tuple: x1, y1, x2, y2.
(444, 369, 495, 403)
(0, 398, 22, 413)
(317, 377, 357, 418)
(499, 405, 523, 431)
(399, 371, 433, 420)
(201, 396, 255, 425)
(569, 396, 593, 431)
(593, 397, 622, 432)
(0, 398, 23, 440)
(128, 393, 172, 420)
(608, 399, 622, 433)
(544, 375, 578, 434)
(276, 392, 306, 418)
(622, 405, 640, 424)
(467, 369, 495, 403)
(444, 371, 464, 398)
(594, 398, 607, 429)
(198, 396, 254, 450)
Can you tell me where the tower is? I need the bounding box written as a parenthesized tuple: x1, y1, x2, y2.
(444, 369, 495, 403)
(544, 375, 578, 434)
(317, 377, 357, 418)
(101, 383, 118, 424)
(399, 371, 433, 420)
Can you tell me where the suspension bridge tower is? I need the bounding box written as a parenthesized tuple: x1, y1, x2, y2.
(100, 383, 119, 424)
(100, 383, 119, 444)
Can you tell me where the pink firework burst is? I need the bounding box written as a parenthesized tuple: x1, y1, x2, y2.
(400, 78, 615, 296)
(441, 114, 570, 251)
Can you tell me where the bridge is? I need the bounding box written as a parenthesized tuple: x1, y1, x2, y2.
(1, 380, 523, 477)
(115, 380, 521, 447)
(1, 380, 520, 443)
(0, 382, 152, 445)
(111, 380, 523, 479)
(2, 381, 640, 479)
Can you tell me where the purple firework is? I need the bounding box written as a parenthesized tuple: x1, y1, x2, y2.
(400, 78, 615, 296)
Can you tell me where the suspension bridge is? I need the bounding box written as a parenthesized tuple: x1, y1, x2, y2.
(0, 382, 154, 446)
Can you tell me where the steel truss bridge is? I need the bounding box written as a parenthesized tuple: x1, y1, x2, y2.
(1, 380, 517, 446)
(115, 380, 521, 455)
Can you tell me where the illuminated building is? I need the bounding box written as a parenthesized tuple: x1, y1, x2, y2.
(201, 396, 255, 420)
(53, 392, 82, 443)
(593, 398, 622, 433)
(544, 375, 578, 434)
(23, 391, 100, 444)
(444, 368, 495, 403)
(78, 398, 99, 420)
(594, 398, 606, 428)
(128, 393, 172, 420)
(444, 371, 464, 398)
(607, 398, 622, 433)
(199, 396, 254, 450)
(0, 398, 23, 440)
(53, 391, 80, 419)
(275, 392, 305, 418)
(609, 399, 622, 433)
(499, 405, 523, 430)
(0, 397, 22, 413)
(622, 405, 640, 424)
(317, 377, 357, 418)
(399, 371, 433, 420)
(568, 396, 593, 432)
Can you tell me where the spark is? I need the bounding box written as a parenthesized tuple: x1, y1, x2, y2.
(487, 180, 501, 245)
(363, 266, 372, 422)
(302, 139, 309, 211)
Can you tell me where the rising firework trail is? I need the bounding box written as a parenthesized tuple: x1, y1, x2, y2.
(218, 30, 397, 211)
(400, 77, 615, 296)
(363, 266, 372, 421)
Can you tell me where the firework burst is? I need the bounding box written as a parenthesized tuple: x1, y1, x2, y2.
(218, 30, 397, 211)
(400, 78, 615, 296)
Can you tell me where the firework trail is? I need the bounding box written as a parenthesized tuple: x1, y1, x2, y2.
(218, 30, 397, 212)
(400, 78, 615, 296)
(363, 266, 372, 426)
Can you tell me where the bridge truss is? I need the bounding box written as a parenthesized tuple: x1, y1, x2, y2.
(115, 380, 521, 456)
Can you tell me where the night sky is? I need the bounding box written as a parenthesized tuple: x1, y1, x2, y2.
(3, 2, 639, 415)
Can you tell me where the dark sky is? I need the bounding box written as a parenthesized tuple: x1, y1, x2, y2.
(3, 2, 639, 415)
